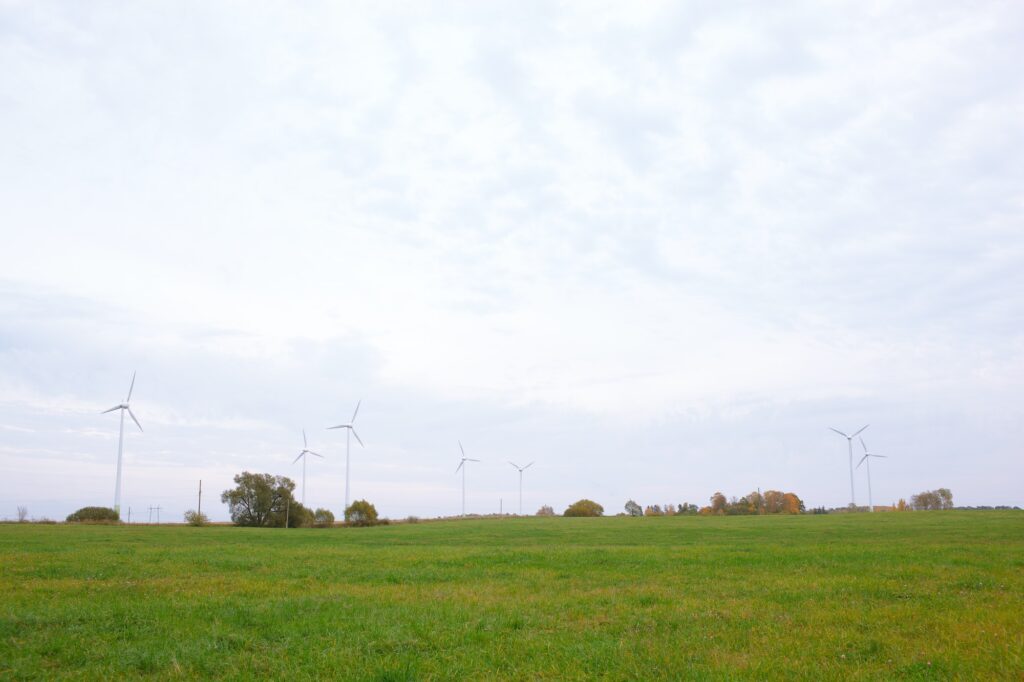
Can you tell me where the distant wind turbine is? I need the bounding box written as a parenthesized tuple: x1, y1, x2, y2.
(455, 441, 480, 517)
(829, 424, 869, 508)
(857, 437, 887, 513)
(292, 429, 324, 507)
(101, 371, 142, 516)
(327, 400, 363, 513)
(508, 461, 534, 515)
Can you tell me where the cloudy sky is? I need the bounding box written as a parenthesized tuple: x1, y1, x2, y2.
(2, 1, 1022, 521)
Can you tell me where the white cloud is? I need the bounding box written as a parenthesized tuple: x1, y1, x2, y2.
(1, 1, 1022, 519)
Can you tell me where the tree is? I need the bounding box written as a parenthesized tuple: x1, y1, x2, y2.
(17, 506, 28, 523)
(624, 500, 643, 517)
(184, 509, 209, 526)
(896, 498, 908, 511)
(709, 492, 727, 515)
(564, 499, 604, 517)
(345, 499, 379, 527)
(313, 508, 335, 527)
(645, 504, 663, 516)
(66, 506, 119, 522)
(937, 488, 953, 510)
(762, 490, 785, 514)
(536, 505, 555, 516)
(221, 472, 296, 527)
(285, 502, 314, 528)
(782, 492, 803, 514)
(911, 488, 953, 511)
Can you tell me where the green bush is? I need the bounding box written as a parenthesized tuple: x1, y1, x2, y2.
(313, 508, 335, 527)
(344, 500, 380, 527)
(66, 507, 120, 523)
(184, 510, 209, 526)
(564, 499, 604, 517)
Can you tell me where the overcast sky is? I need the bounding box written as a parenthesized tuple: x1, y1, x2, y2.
(2, 1, 1022, 521)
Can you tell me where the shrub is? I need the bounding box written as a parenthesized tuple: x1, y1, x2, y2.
(184, 510, 209, 526)
(344, 500, 380, 527)
(404, 516, 420, 524)
(536, 505, 555, 517)
(66, 507, 120, 523)
(564, 499, 604, 517)
(313, 508, 335, 527)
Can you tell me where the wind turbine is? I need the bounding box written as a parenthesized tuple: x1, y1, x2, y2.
(455, 441, 480, 517)
(829, 424, 869, 509)
(292, 429, 323, 507)
(101, 371, 142, 516)
(327, 400, 363, 513)
(508, 461, 534, 515)
(857, 437, 887, 513)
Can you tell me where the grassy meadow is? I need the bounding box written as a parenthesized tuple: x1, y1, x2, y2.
(1, 511, 1022, 680)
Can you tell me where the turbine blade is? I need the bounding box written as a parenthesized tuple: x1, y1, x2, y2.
(326, 424, 345, 430)
(101, 405, 122, 414)
(859, 436, 868, 453)
(828, 427, 848, 438)
(856, 454, 868, 468)
(127, 407, 143, 432)
(468, 458, 480, 462)
(351, 429, 364, 448)
(852, 424, 870, 438)
(455, 460, 464, 473)
(303, 429, 308, 448)
(523, 462, 534, 470)
(874, 454, 888, 458)
(293, 452, 304, 464)
(459, 440, 466, 457)
(351, 400, 361, 424)
(309, 451, 324, 458)
(509, 461, 519, 469)
(126, 371, 136, 403)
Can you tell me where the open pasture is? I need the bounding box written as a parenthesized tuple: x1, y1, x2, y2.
(1, 511, 1022, 680)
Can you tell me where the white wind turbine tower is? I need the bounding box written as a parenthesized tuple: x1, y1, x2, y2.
(455, 441, 480, 517)
(327, 400, 363, 512)
(857, 437, 887, 513)
(101, 371, 143, 516)
(508, 461, 534, 516)
(292, 429, 324, 507)
(829, 425, 869, 508)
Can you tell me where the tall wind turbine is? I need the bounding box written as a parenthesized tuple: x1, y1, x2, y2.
(101, 371, 142, 516)
(829, 424, 869, 508)
(455, 441, 480, 517)
(292, 429, 324, 507)
(508, 461, 534, 515)
(327, 400, 363, 513)
(857, 437, 887, 513)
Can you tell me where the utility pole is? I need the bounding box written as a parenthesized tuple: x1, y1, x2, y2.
(148, 506, 154, 524)
(500, 498, 503, 516)
(154, 506, 162, 525)
(198, 480, 202, 517)
(127, 507, 131, 524)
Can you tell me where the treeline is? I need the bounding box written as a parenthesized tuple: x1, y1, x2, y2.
(220, 471, 383, 527)
(703, 490, 804, 515)
(619, 491, 805, 516)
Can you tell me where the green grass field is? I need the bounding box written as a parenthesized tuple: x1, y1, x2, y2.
(1, 512, 1022, 680)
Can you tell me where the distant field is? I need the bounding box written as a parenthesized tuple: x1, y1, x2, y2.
(1, 512, 1022, 680)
